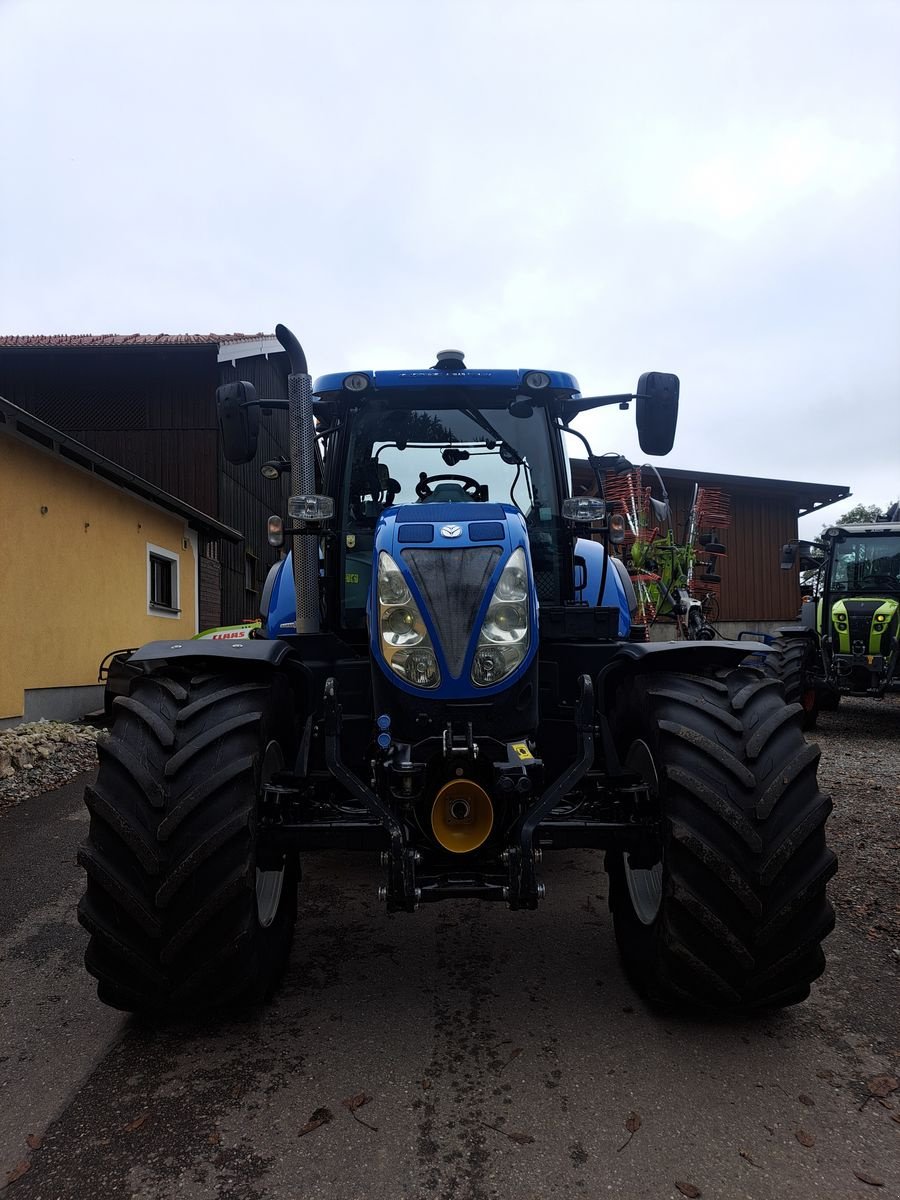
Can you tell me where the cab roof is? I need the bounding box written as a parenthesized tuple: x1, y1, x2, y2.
(313, 367, 581, 406)
(831, 522, 900, 536)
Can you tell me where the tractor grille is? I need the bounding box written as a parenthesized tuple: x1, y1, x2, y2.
(844, 600, 880, 653)
(403, 547, 502, 677)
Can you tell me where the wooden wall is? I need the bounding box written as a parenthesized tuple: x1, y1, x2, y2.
(0, 345, 292, 627)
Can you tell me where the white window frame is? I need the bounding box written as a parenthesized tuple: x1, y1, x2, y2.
(147, 543, 181, 618)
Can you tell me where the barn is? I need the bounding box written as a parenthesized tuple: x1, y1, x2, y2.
(1, 334, 850, 646)
(0, 334, 291, 629)
(571, 460, 850, 637)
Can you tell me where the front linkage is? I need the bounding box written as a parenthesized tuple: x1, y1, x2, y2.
(262, 672, 657, 913)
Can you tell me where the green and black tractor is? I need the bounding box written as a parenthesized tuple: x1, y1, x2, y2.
(765, 509, 900, 728)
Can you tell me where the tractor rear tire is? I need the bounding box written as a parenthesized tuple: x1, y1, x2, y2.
(762, 635, 820, 730)
(605, 667, 835, 1012)
(78, 668, 298, 1013)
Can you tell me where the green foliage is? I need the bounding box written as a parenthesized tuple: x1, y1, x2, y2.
(835, 503, 888, 526)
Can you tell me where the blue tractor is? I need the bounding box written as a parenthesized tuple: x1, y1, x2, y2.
(78, 327, 835, 1013)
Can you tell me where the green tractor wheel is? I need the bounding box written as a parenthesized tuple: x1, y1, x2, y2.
(78, 669, 298, 1013)
(605, 668, 835, 1012)
(762, 635, 820, 730)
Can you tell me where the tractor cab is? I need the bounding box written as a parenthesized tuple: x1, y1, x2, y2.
(818, 523, 900, 694)
(777, 521, 900, 709)
(319, 363, 577, 630)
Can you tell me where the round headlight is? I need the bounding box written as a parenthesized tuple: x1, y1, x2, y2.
(383, 607, 423, 647)
(391, 647, 440, 688)
(482, 603, 527, 643)
(344, 373, 370, 393)
(524, 371, 551, 390)
(472, 644, 525, 687)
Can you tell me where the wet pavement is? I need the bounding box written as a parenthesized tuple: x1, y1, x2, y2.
(1, 720, 898, 1199)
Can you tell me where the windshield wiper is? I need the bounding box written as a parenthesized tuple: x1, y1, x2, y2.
(462, 409, 525, 466)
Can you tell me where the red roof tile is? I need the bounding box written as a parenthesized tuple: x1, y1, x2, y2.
(0, 332, 270, 349)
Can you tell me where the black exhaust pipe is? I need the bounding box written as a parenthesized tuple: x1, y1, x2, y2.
(275, 324, 319, 635)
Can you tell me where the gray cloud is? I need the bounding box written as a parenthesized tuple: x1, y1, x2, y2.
(1, 0, 897, 528)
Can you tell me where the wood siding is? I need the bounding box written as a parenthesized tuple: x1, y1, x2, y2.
(572, 464, 803, 624)
(217, 354, 292, 624)
(199, 553, 222, 630)
(0, 348, 219, 514)
(661, 481, 800, 622)
(0, 345, 294, 627)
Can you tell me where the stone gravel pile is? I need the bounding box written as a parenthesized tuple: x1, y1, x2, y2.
(0, 720, 100, 811)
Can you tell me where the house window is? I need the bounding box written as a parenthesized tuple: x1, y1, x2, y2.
(147, 544, 180, 617)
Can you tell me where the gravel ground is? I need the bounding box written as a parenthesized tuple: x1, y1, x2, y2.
(0, 722, 99, 813)
(812, 693, 900, 984)
(1, 692, 898, 1198)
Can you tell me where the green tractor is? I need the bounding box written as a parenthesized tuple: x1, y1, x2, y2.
(765, 509, 900, 728)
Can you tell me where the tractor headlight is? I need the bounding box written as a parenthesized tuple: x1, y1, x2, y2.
(378, 552, 411, 605)
(377, 552, 440, 688)
(482, 603, 528, 643)
(472, 548, 530, 687)
(492, 551, 528, 602)
(390, 647, 440, 688)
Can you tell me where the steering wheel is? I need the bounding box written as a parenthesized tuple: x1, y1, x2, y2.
(863, 574, 898, 589)
(415, 472, 483, 500)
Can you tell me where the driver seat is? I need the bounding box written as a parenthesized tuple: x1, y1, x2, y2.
(417, 483, 479, 503)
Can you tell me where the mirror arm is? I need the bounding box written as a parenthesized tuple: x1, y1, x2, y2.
(240, 398, 290, 411)
(559, 421, 607, 502)
(566, 393, 635, 418)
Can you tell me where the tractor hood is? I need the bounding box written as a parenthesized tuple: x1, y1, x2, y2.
(368, 503, 538, 700)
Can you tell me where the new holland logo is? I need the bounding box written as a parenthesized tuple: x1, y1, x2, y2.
(440, 524, 462, 539)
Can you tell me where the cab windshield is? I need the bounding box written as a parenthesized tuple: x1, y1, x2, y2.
(338, 406, 565, 625)
(831, 535, 900, 593)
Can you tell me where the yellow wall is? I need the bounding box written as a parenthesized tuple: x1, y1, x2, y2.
(0, 434, 198, 719)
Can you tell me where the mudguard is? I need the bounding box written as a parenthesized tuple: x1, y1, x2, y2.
(595, 638, 771, 707)
(127, 637, 293, 667)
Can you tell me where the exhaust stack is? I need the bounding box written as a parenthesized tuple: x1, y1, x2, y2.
(276, 324, 320, 636)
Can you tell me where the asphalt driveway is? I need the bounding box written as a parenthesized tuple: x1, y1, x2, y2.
(1, 700, 898, 1199)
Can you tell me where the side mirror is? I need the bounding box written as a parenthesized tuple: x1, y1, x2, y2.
(780, 543, 798, 570)
(635, 372, 679, 456)
(217, 381, 260, 464)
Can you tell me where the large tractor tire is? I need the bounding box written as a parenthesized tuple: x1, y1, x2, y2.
(762, 635, 820, 730)
(606, 668, 835, 1012)
(78, 669, 298, 1013)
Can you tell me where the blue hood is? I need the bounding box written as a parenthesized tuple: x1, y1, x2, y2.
(369, 503, 539, 700)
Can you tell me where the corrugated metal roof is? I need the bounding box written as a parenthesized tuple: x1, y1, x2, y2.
(0, 333, 269, 349)
(570, 458, 850, 515)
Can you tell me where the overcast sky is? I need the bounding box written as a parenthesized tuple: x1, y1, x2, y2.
(1, 0, 897, 536)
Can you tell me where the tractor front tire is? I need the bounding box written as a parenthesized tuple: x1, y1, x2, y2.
(606, 668, 835, 1012)
(763, 635, 820, 730)
(78, 669, 298, 1013)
